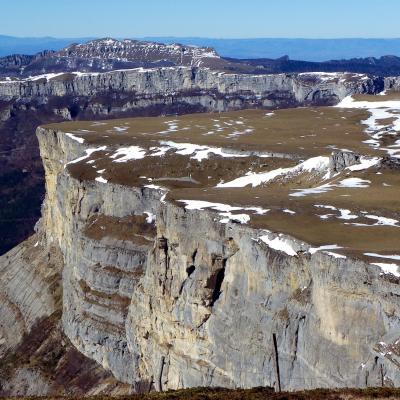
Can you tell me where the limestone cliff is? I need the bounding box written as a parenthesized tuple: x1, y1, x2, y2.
(1, 122, 395, 395)
(0, 68, 382, 115)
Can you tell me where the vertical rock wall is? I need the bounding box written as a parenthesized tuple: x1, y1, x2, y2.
(9, 126, 400, 392)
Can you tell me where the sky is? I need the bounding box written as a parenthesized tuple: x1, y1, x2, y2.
(2, 0, 400, 39)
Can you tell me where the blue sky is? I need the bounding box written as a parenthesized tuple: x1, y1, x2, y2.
(2, 0, 400, 38)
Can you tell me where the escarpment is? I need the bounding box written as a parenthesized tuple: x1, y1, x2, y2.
(2, 91, 400, 395)
(0, 68, 383, 111)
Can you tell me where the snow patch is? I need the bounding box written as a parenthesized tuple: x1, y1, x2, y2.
(365, 253, 400, 261)
(158, 141, 248, 162)
(114, 126, 128, 132)
(324, 251, 347, 259)
(372, 263, 400, 277)
(110, 146, 146, 162)
(347, 157, 380, 171)
(144, 211, 156, 224)
(309, 244, 343, 254)
(218, 156, 330, 188)
(178, 199, 269, 224)
(365, 215, 399, 227)
(65, 132, 85, 144)
(335, 96, 400, 157)
(291, 177, 370, 197)
(66, 146, 107, 166)
(283, 209, 296, 215)
(95, 176, 108, 184)
(257, 233, 298, 257)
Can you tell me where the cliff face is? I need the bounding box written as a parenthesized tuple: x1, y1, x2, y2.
(0, 68, 382, 111)
(128, 205, 400, 390)
(0, 136, 132, 396)
(385, 76, 400, 91)
(10, 124, 397, 395)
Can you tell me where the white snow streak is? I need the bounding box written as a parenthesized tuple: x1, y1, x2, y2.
(65, 133, 85, 144)
(110, 146, 146, 162)
(217, 156, 330, 188)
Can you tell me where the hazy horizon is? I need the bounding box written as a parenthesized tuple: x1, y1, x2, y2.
(2, 35, 400, 62)
(1, 0, 400, 38)
(2, 34, 400, 40)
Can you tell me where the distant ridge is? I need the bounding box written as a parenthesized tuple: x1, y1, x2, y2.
(0, 35, 94, 57)
(2, 37, 400, 77)
(0, 38, 231, 76)
(144, 37, 400, 62)
(2, 35, 400, 61)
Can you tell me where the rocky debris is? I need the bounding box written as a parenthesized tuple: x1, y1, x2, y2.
(329, 151, 361, 172)
(0, 310, 133, 397)
(380, 156, 400, 169)
(0, 229, 133, 396)
(0, 234, 62, 359)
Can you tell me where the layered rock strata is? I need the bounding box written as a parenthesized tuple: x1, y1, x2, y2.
(0, 68, 382, 112)
(20, 124, 400, 393)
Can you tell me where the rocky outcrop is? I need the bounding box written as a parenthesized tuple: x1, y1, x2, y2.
(14, 126, 397, 394)
(384, 77, 400, 91)
(381, 156, 400, 170)
(0, 233, 62, 359)
(329, 151, 360, 172)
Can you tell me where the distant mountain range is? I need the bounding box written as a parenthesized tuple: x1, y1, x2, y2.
(144, 37, 400, 62)
(2, 35, 400, 61)
(1, 38, 400, 77)
(0, 35, 94, 57)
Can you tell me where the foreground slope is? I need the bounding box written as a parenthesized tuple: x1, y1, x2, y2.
(4, 387, 400, 400)
(1, 91, 400, 395)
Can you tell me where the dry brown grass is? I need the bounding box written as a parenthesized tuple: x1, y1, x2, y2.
(45, 107, 376, 158)
(43, 93, 400, 261)
(353, 91, 400, 102)
(84, 214, 156, 245)
(4, 387, 400, 400)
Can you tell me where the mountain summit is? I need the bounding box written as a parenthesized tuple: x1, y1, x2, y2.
(0, 38, 230, 76)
